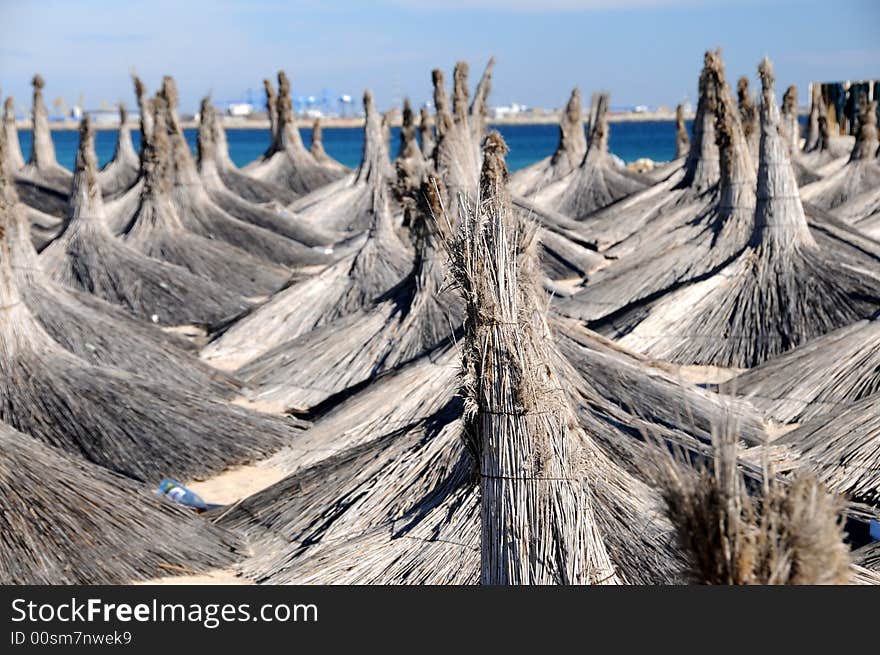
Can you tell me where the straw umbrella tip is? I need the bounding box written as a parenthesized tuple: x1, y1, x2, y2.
(32, 74, 45, 90)
(160, 76, 178, 108)
(277, 71, 291, 95)
(3, 96, 14, 116)
(363, 89, 375, 114)
(757, 58, 774, 93)
(782, 85, 797, 113)
(432, 68, 445, 88)
(479, 131, 509, 193)
(118, 103, 128, 124)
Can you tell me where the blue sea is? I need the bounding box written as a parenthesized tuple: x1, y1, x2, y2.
(16, 121, 690, 174)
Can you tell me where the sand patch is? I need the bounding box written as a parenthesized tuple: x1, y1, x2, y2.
(187, 460, 289, 506)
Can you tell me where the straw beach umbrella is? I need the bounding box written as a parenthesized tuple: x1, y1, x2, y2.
(201, 187, 411, 370)
(461, 134, 617, 584)
(196, 98, 338, 248)
(557, 50, 755, 323)
(736, 75, 759, 158)
(0, 123, 242, 397)
(98, 104, 140, 198)
(204, 96, 299, 206)
(19, 75, 72, 193)
(799, 84, 852, 175)
(243, 71, 346, 194)
(722, 311, 880, 424)
(419, 106, 435, 160)
(282, 90, 395, 234)
(799, 98, 880, 221)
(0, 148, 307, 481)
(529, 91, 650, 219)
(0, 422, 243, 585)
(779, 85, 821, 186)
(309, 117, 347, 173)
(119, 100, 292, 298)
(11, 78, 70, 218)
(508, 88, 587, 197)
(41, 117, 252, 326)
(603, 59, 880, 368)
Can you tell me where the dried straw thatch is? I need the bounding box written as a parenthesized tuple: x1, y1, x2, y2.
(800, 84, 851, 174)
(120, 98, 292, 298)
(98, 104, 140, 198)
(777, 395, 880, 504)
(2, 97, 25, 173)
(529, 91, 650, 219)
(565, 51, 723, 254)
(675, 103, 691, 158)
(282, 90, 394, 234)
(201, 187, 411, 370)
(41, 117, 251, 326)
(722, 312, 880, 424)
(799, 98, 880, 222)
(0, 422, 243, 585)
(557, 50, 755, 323)
(779, 85, 821, 186)
(736, 75, 759, 158)
(0, 121, 241, 397)
(234, 189, 458, 414)
(219, 136, 757, 585)
(419, 106, 436, 160)
(458, 133, 619, 584)
(430, 62, 484, 204)
(309, 117, 347, 173)
(508, 88, 587, 197)
(243, 71, 346, 194)
(605, 58, 880, 368)
(650, 429, 852, 584)
(19, 75, 72, 193)
(394, 98, 427, 214)
(196, 98, 338, 248)
(11, 79, 70, 218)
(1, 147, 306, 481)
(206, 97, 299, 206)
(151, 77, 324, 269)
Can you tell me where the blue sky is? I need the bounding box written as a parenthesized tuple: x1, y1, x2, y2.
(0, 0, 878, 115)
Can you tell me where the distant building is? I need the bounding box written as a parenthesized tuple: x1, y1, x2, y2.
(226, 102, 255, 117)
(492, 103, 528, 119)
(84, 109, 124, 126)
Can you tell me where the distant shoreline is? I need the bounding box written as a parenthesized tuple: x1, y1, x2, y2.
(16, 109, 702, 132)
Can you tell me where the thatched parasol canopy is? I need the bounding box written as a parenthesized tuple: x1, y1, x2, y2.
(196, 97, 339, 248)
(557, 50, 755, 324)
(119, 97, 294, 298)
(603, 58, 880, 368)
(98, 104, 140, 198)
(723, 312, 880, 424)
(528, 91, 650, 220)
(201, 186, 412, 371)
(41, 117, 253, 326)
(243, 71, 346, 195)
(508, 88, 588, 198)
(0, 140, 307, 481)
(0, 422, 243, 584)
